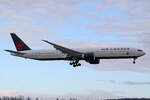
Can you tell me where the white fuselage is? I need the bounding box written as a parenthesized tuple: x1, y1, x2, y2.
(11, 47, 145, 61)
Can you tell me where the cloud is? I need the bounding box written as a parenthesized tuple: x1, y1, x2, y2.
(85, 62, 150, 73)
(136, 33, 150, 46)
(98, 80, 150, 86)
(0, 0, 82, 20)
(94, 0, 150, 20)
(82, 0, 150, 35)
(123, 81, 150, 85)
(0, 0, 83, 46)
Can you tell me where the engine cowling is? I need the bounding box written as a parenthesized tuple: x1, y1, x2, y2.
(84, 53, 100, 64)
(84, 53, 95, 61)
(88, 59, 100, 64)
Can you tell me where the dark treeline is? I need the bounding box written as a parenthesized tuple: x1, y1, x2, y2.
(0, 97, 78, 100)
(0, 96, 39, 100)
(0, 97, 77, 100)
(0, 97, 150, 100)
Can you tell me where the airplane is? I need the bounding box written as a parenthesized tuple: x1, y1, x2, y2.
(5, 33, 146, 67)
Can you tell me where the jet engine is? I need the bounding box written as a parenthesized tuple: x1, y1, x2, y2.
(84, 53, 100, 64)
(84, 52, 95, 60)
(88, 59, 100, 64)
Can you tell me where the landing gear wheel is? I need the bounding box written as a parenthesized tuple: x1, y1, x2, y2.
(70, 60, 81, 67)
(133, 58, 137, 64)
(69, 62, 73, 65)
(73, 65, 76, 67)
(77, 63, 81, 66)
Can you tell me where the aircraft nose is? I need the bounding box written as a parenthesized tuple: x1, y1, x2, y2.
(141, 51, 146, 56)
(143, 52, 146, 56)
(138, 50, 146, 57)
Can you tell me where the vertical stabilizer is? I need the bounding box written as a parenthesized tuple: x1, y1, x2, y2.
(10, 33, 31, 51)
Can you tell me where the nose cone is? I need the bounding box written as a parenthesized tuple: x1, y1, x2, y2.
(140, 51, 146, 56)
(136, 49, 146, 57)
(142, 52, 146, 56)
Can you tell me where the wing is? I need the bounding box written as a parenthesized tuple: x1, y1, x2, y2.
(42, 40, 82, 56)
(5, 50, 25, 55)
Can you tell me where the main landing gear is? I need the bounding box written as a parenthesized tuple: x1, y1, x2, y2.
(69, 60, 81, 67)
(133, 58, 137, 64)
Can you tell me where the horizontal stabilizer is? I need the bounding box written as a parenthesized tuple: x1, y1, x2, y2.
(5, 50, 25, 55)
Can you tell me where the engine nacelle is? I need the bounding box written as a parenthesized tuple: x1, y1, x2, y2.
(84, 53, 100, 64)
(88, 59, 100, 64)
(84, 53, 95, 61)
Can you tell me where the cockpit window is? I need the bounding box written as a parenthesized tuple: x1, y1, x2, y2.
(137, 49, 143, 52)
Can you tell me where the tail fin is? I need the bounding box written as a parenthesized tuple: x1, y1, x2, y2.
(10, 33, 31, 51)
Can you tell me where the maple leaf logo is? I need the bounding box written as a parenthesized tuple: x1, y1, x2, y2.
(126, 52, 129, 56)
(16, 41, 24, 50)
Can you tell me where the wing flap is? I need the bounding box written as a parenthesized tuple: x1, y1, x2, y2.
(42, 40, 82, 56)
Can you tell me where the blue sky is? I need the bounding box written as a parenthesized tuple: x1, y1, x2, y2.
(0, 0, 150, 99)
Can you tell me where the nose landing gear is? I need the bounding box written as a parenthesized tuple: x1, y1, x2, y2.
(133, 58, 137, 64)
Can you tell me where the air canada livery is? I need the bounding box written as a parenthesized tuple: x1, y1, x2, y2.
(5, 33, 145, 67)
